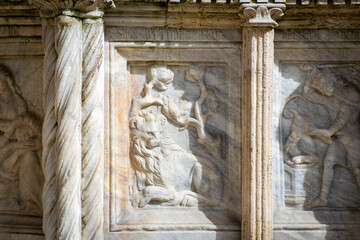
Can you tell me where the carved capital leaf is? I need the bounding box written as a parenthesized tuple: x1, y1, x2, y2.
(240, 4, 285, 27)
(28, 0, 115, 18)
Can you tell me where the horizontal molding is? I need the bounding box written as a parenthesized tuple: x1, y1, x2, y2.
(0, 2, 358, 29)
(0, 213, 43, 235)
(0, 37, 43, 55)
(274, 224, 360, 230)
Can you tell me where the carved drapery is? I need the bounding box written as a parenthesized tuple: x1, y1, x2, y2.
(240, 4, 284, 240)
(28, 0, 114, 239)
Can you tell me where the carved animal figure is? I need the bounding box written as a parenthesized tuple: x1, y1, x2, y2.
(129, 65, 224, 208)
(129, 109, 220, 208)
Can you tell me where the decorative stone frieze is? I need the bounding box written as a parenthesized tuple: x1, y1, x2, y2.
(1, 1, 358, 240)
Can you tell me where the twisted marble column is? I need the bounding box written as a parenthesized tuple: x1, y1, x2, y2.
(54, 15, 82, 240)
(28, 1, 113, 239)
(81, 18, 105, 240)
(240, 4, 284, 240)
(41, 17, 58, 240)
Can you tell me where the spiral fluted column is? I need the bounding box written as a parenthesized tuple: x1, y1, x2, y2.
(54, 15, 82, 240)
(41, 17, 58, 240)
(81, 18, 105, 240)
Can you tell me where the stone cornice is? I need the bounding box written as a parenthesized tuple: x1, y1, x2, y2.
(0, 1, 359, 29)
(84, 2, 360, 29)
(28, 0, 115, 18)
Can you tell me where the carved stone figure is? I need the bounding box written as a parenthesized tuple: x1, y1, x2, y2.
(282, 64, 360, 208)
(129, 65, 223, 208)
(283, 108, 319, 166)
(0, 65, 43, 214)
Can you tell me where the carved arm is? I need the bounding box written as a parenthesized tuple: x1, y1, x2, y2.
(0, 118, 17, 138)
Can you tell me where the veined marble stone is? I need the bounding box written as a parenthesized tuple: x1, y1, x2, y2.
(1, 1, 360, 239)
(273, 29, 360, 240)
(104, 28, 242, 239)
(0, 63, 44, 206)
(0, 58, 44, 234)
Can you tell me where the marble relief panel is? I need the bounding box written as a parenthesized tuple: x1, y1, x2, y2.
(280, 63, 360, 209)
(0, 56, 43, 235)
(129, 65, 225, 209)
(106, 34, 241, 238)
(273, 29, 360, 238)
(273, 29, 360, 240)
(0, 58, 43, 215)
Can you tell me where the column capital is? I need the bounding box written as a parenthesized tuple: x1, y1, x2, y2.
(239, 4, 285, 27)
(28, 0, 115, 18)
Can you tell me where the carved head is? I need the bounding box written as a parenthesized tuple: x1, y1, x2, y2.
(130, 110, 166, 149)
(311, 71, 334, 97)
(149, 66, 174, 91)
(14, 112, 41, 141)
(0, 65, 14, 96)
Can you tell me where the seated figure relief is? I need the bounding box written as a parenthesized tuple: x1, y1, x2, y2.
(282, 64, 360, 208)
(0, 65, 43, 214)
(129, 65, 223, 208)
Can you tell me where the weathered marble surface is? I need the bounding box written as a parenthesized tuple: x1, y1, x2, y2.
(1, 2, 360, 239)
(0, 233, 44, 240)
(273, 29, 360, 240)
(129, 65, 225, 208)
(0, 55, 44, 235)
(104, 28, 242, 239)
(0, 64, 43, 214)
(0, 60, 44, 202)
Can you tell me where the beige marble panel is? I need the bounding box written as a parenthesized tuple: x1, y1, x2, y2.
(104, 28, 241, 239)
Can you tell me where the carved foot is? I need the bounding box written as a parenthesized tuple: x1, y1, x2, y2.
(304, 197, 328, 209)
(161, 190, 224, 208)
(161, 191, 199, 207)
(131, 186, 175, 208)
